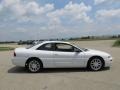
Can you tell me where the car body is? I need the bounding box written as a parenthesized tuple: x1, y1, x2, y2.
(12, 41, 112, 72)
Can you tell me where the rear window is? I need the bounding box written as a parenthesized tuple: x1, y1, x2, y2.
(26, 45, 35, 49)
(26, 42, 42, 49)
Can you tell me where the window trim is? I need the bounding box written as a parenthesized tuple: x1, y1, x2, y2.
(36, 42, 82, 52)
(54, 43, 80, 52)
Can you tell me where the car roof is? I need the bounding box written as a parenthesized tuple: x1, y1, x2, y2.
(30, 41, 83, 51)
(42, 41, 70, 44)
(30, 41, 73, 50)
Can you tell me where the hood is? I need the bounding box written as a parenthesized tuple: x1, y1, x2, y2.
(86, 49, 110, 56)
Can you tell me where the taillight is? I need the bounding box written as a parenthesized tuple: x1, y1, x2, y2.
(14, 52, 16, 57)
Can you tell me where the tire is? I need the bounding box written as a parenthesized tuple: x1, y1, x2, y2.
(88, 57, 104, 71)
(27, 59, 42, 73)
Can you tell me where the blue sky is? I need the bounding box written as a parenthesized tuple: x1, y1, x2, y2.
(0, 0, 120, 41)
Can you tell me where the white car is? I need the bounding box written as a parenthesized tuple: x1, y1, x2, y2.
(12, 41, 112, 72)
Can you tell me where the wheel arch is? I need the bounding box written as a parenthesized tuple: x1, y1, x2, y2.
(87, 55, 105, 68)
(25, 57, 43, 68)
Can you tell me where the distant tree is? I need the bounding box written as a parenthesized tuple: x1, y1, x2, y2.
(18, 40, 22, 45)
(118, 34, 120, 38)
(69, 38, 73, 40)
(111, 35, 117, 38)
(81, 36, 90, 39)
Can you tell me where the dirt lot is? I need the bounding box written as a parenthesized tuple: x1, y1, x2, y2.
(0, 40, 120, 90)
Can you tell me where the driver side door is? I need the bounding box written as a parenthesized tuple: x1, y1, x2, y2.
(53, 43, 85, 67)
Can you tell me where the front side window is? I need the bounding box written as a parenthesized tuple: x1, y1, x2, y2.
(37, 43, 53, 51)
(55, 43, 74, 52)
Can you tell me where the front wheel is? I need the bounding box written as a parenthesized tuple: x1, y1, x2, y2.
(88, 57, 104, 71)
(27, 59, 41, 73)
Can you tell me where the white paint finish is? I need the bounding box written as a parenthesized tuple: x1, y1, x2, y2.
(52, 51, 86, 67)
(11, 41, 112, 68)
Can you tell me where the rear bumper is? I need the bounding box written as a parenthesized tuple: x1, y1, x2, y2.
(12, 57, 28, 67)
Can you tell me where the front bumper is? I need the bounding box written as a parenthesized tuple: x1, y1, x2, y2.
(104, 57, 113, 67)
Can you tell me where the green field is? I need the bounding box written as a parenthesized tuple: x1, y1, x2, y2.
(113, 39, 120, 47)
(0, 47, 14, 51)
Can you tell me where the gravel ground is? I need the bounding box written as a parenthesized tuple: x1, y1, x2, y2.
(0, 40, 120, 90)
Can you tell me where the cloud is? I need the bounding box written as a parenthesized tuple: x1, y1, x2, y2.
(94, 0, 107, 5)
(11, 3, 26, 16)
(0, 1, 91, 24)
(47, 1, 92, 23)
(96, 8, 120, 20)
(0, 0, 54, 16)
(94, 0, 120, 5)
(26, 2, 54, 15)
(2, 0, 20, 7)
(1, 1, 92, 40)
(0, 0, 120, 41)
(0, 5, 2, 11)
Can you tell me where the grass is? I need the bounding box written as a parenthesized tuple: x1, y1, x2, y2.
(0, 47, 14, 51)
(113, 39, 120, 47)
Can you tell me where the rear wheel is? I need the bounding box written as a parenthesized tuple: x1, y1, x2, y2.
(88, 57, 104, 71)
(27, 59, 41, 73)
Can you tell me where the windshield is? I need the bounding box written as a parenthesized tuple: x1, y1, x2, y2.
(81, 48, 89, 51)
(71, 43, 88, 52)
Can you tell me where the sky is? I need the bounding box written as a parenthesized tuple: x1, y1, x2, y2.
(0, 0, 120, 41)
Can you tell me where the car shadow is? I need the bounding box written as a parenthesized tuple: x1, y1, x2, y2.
(8, 66, 110, 74)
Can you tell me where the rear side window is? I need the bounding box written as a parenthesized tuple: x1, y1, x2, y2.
(37, 43, 53, 51)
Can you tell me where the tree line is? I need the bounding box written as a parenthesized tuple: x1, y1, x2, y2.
(0, 34, 120, 45)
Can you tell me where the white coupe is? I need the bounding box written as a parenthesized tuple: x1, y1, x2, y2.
(12, 41, 112, 72)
